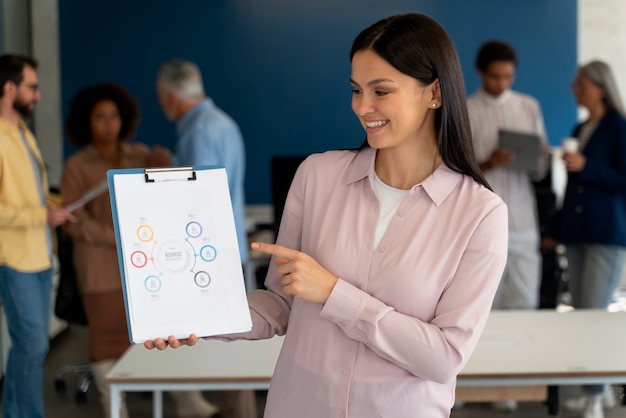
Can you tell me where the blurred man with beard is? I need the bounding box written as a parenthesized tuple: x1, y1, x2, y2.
(0, 54, 72, 418)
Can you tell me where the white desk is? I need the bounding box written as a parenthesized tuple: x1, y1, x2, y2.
(106, 310, 626, 418)
(456, 309, 626, 413)
(107, 336, 282, 418)
(459, 309, 626, 386)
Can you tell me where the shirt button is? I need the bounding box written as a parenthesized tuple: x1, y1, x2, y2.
(378, 246, 386, 253)
(575, 205, 583, 213)
(339, 322, 346, 327)
(577, 186, 584, 193)
(398, 210, 405, 217)
(343, 369, 350, 376)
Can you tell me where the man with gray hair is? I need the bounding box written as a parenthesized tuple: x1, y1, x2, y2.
(151, 59, 248, 267)
(150, 59, 256, 418)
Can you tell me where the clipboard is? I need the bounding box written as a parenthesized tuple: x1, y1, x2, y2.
(498, 129, 542, 171)
(108, 166, 252, 344)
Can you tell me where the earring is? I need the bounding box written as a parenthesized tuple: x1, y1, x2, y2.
(431, 103, 437, 108)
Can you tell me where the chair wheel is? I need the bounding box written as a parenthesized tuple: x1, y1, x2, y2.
(54, 378, 66, 394)
(75, 390, 87, 404)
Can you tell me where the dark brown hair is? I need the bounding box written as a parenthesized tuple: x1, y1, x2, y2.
(65, 82, 140, 147)
(0, 54, 38, 97)
(351, 13, 490, 189)
(475, 40, 517, 72)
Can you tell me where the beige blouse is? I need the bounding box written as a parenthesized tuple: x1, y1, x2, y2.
(61, 142, 150, 294)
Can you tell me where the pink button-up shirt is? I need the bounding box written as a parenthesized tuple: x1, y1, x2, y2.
(238, 148, 507, 417)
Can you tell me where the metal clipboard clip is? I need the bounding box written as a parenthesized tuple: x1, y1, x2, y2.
(144, 167, 197, 183)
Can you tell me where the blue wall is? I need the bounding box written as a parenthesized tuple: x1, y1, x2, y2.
(59, 0, 577, 204)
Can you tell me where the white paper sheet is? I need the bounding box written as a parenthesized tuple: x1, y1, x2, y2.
(108, 167, 252, 343)
(65, 180, 109, 212)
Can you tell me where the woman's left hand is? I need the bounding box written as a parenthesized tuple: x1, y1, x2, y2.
(251, 242, 338, 304)
(144, 334, 199, 350)
(563, 151, 586, 172)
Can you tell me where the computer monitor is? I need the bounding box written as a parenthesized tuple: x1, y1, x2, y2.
(271, 155, 308, 234)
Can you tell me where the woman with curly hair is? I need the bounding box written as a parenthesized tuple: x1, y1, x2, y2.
(61, 82, 219, 418)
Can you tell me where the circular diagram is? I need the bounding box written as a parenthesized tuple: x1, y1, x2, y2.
(186, 221, 203, 238)
(130, 251, 148, 268)
(144, 275, 162, 292)
(194, 271, 211, 288)
(154, 239, 190, 272)
(200, 245, 217, 262)
(137, 225, 154, 242)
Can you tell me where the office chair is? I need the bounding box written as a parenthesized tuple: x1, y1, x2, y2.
(53, 225, 94, 403)
(54, 363, 93, 403)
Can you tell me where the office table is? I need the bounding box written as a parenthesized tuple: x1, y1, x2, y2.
(106, 309, 626, 418)
(456, 309, 626, 413)
(107, 336, 282, 418)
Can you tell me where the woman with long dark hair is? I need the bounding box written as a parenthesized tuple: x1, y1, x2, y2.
(147, 13, 507, 417)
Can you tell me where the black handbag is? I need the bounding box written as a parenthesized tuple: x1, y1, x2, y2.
(54, 227, 88, 325)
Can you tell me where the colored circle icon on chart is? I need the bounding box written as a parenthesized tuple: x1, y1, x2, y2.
(199, 245, 217, 262)
(130, 251, 148, 268)
(144, 275, 162, 293)
(137, 224, 154, 242)
(186, 221, 203, 238)
(194, 271, 211, 288)
(154, 239, 190, 272)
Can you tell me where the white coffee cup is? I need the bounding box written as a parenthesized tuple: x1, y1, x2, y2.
(562, 137, 579, 153)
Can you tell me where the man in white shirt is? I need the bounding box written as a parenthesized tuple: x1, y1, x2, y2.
(467, 42, 549, 410)
(469, 40, 549, 310)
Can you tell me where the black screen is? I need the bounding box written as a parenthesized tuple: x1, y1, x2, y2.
(271, 156, 308, 234)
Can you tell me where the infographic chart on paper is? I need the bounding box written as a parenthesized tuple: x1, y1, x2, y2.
(108, 167, 252, 343)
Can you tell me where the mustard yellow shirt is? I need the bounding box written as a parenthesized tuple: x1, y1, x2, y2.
(0, 116, 50, 272)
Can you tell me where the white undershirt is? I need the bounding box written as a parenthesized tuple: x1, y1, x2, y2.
(372, 172, 410, 248)
(578, 121, 598, 151)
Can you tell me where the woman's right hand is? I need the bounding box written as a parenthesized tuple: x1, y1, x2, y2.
(144, 334, 199, 350)
(542, 236, 559, 251)
(47, 204, 75, 227)
(562, 151, 586, 172)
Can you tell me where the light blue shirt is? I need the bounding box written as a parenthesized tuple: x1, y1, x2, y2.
(173, 98, 248, 262)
